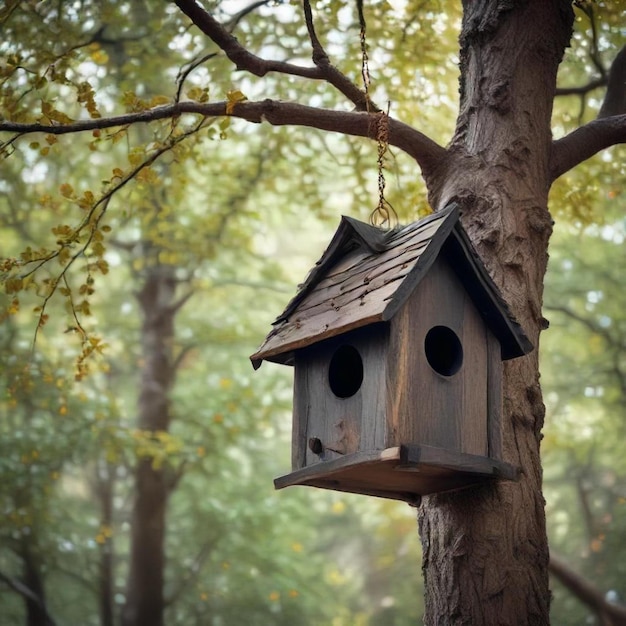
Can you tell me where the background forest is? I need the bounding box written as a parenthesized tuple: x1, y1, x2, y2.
(0, 1, 625, 624)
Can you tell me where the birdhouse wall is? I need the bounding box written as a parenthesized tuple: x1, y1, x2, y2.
(386, 256, 502, 458)
(292, 325, 389, 471)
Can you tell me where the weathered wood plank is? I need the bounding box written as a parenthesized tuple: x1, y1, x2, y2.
(292, 325, 388, 468)
(252, 280, 399, 363)
(274, 443, 518, 502)
(486, 330, 503, 460)
(296, 239, 430, 313)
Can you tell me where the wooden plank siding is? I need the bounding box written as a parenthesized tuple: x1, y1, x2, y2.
(387, 257, 488, 457)
(292, 325, 389, 470)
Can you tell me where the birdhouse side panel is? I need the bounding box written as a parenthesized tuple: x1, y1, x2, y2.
(292, 325, 389, 471)
(486, 329, 503, 460)
(386, 256, 489, 456)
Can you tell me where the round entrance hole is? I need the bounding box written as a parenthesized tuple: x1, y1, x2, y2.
(328, 344, 364, 398)
(424, 326, 463, 377)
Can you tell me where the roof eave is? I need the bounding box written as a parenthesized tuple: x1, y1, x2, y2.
(444, 226, 533, 359)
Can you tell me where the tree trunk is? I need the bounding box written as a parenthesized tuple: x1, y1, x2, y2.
(121, 265, 178, 626)
(419, 2, 574, 624)
(20, 538, 54, 626)
(96, 461, 115, 626)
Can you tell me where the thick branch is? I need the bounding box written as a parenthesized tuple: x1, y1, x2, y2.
(550, 46, 626, 180)
(549, 113, 626, 181)
(173, 0, 320, 78)
(0, 99, 446, 174)
(173, 0, 370, 110)
(550, 552, 626, 625)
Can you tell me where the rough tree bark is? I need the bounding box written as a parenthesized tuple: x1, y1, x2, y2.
(121, 265, 179, 626)
(417, 2, 574, 623)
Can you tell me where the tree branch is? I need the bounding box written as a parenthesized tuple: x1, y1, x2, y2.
(549, 113, 626, 181)
(173, 0, 371, 110)
(550, 45, 626, 181)
(0, 99, 446, 173)
(164, 538, 218, 607)
(555, 77, 605, 97)
(0, 570, 57, 626)
(172, 0, 321, 78)
(599, 46, 626, 119)
(550, 552, 626, 625)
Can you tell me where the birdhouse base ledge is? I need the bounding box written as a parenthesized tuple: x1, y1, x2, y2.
(274, 445, 518, 503)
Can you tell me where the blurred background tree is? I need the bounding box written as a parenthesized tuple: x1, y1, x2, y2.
(0, 0, 624, 624)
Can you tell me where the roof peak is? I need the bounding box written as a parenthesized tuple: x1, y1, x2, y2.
(251, 203, 532, 368)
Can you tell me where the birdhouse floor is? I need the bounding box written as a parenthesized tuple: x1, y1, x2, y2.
(274, 445, 518, 504)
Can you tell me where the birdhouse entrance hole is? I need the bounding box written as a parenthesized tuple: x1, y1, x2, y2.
(424, 326, 463, 377)
(328, 344, 363, 398)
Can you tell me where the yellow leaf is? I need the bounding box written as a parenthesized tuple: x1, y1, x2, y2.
(331, 500, 346, 514)
(225, 89, 247, 115)
(150, 95, 170, 107)
(187, 86, 209, 103)
(90, 49, 109, 64)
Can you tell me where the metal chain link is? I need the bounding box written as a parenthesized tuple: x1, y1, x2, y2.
(357, 0, 396, 229)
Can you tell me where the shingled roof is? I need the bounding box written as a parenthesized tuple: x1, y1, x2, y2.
(251, 204, 532, 369)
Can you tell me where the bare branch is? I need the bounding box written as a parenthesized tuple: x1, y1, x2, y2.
(550, 552, 626, 625)
(173, 0, 370, 110)
(555, 77, 605, 97)
(303, 0, 328, 65)
(226, 0, 273, 29)
(0, 570, 57, 626)
(550, 45, 626, 180)
(174, 51, 217, 103)
(549, 113, 626, 181)
(173, 0, 323, 79)
(599, 46, 626, 119)
(168, 290, 194, 316)
(164, 538, 218, 607)
(576, 2, 606, 79)
(0, 99, 446, 173)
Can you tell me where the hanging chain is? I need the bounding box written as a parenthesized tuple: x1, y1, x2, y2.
(358, 0, 371, 112)
(357, 0, 397, 229)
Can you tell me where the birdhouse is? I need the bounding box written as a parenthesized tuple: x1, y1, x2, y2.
(250, 204, 533, 504)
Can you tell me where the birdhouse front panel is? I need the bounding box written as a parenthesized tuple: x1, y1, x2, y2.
(292, 324, 389, 470)
(386, 255, 495, 458)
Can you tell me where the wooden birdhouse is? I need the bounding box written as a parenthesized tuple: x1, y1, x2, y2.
(250, 204, 533, 504)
